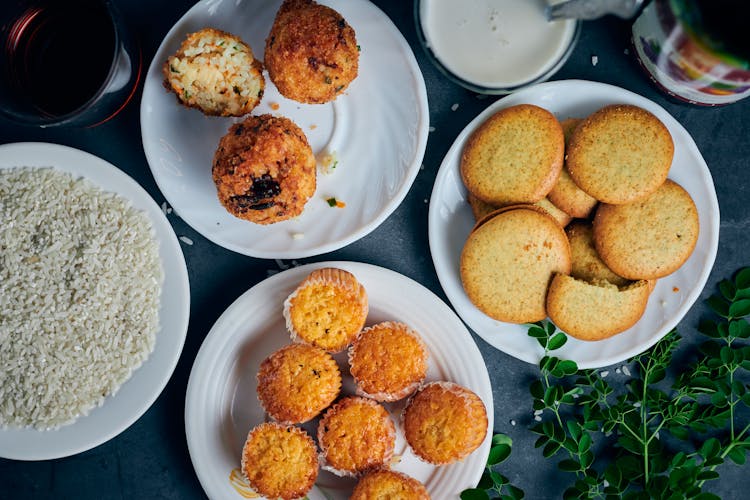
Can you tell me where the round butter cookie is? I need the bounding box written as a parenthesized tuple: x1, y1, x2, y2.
(212, 114, 316, 224)
(461, 207, 571, 323)
(460, 104, 564, 205)
(546, 274, 651, 341)
(468, 195, 571, 228)
(403, 381, 487, 465)
(593, 179, 699, 280)
(349, 321, 428, 402)
(351, 470, 430, 500)
(265, 0, 359, 104)
(567, 221, 629, 287)
(547, 118, 598, 218)
(284, 267, 368, 352)
(241, 422, 318, 500)
(256, 343, 341, 424)
(317, 396, 396, 476)
(566, 104, 673, 204)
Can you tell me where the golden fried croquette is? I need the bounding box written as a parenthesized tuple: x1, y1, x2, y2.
(256, 343, 341, 424)
(163, 28, 264, 116)
(212, 114, 316, 224)
(351, 470, 431, 500)
(265, 0, 359, 104)
(403, 382, 488, 465)
(241, 422, 318, 500)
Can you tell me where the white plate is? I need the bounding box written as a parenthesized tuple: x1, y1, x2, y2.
(185, 261, 492, 499)
(428, 80, 720, 369)
(0, 142, 190, 460)
(140, 0, 429, 259)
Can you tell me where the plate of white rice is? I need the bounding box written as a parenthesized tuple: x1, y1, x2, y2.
(0, 142, 190, 460)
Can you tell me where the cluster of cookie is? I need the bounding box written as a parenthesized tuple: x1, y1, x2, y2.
(240, 267, 488, 499)
(460, 103, 698, 341)
(162, 0, 359, 224)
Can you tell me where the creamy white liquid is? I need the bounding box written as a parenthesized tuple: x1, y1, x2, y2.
(420, 0, 577, 88)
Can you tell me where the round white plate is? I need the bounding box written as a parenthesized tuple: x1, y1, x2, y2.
(140, 0, 429, 259)
(429, 80, 720, 369)
(185, 261, 493, 499)
(0, 142, 190, 460)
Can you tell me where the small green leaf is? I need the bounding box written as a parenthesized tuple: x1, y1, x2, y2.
(699, 438, 721, 459)
(488, 444, 511, 465)
(698, 319, 720, 338)
(734, 267, 750, 289)
(566, 420, 582, 441)
(543, 441, 561, 458)
(548, 332, 568, 351)
(559, 459, 580, 472)
(460, 488, 490, 500)
(729, 299, 750, 318)
(506, 484, 525, 500)
(530, 380, 544, 400)
(477, 471, 493, 489)
(528, 326, 547, 339)
(719, 279, 737, 301)
(492, 434, 513, 447)
(546, 321, 557, 335)
(578, 433, 592, 454)
(558, 360, 578, 375)
(727, 446, 747, 465)
(706, 295, 730, 317)
(696, 470, 720, 481)
(618, 435, 643, 455)
(579, 450, 594, 469)
(731, 319, 750, 338)
(490, 471, 507, 487)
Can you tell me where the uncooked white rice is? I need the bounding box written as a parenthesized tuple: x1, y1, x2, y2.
(0, 167, 163, 429)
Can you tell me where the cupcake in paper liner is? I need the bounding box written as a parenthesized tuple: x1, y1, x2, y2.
(283, 267, 368, 352)
(402, 381, 488, 465)
(351, 469, 431, 499)
(348, 321, 429, 402)
(240, 422, 318, 500)
(317, 396, 396, 477)
(256, 343, 342, 424)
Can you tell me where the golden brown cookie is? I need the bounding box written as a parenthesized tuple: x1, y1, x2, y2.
(566, 104, 673, 204)
(241, 422, 318, 500)
(593, 179, 699, 280)
(468, 194, 571, 228)
(546, 274, 651, 341)
(212, 114, 316, 224)
(265, 0, 359, 104)
(547, 118, 598, 218)
(461, 207, 571, 323)
(403, 382, 487, 465)
(317, 396, 396, 476)
(348, 321, 428, 402)
(460, 104, 564, 205)
(163, 28, 264, 116)
(256, 343, 341, 424)
(351, 470, 430, 500)
(567, 221, 629, 287)
(283, 267, 368, 352)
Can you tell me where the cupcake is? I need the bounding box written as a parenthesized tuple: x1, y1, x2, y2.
(349, 321, 428, 402)
(163, 28, 264, 116)
(241, 422, 318, 500)
(351, 470, 431, 500)
(283, 268, 368, 352)
(256, 343, 341, 424)
(317, 396, 396, 476)
(403, 382, 488, 465)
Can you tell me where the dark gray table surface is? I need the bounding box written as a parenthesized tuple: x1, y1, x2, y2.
(1, 1, 748, 499)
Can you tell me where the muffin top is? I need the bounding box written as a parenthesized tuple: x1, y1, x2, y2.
(284, 267, 368, 352)
(349, 321, 428, 402)
(241, 422, 318, 500)
(317, 396, 396, 476)
(403, 381, 488, 465)
(351, 469, 431, 500)
(257, 343, 341, 424)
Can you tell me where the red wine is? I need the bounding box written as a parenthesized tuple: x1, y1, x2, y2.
(5, 1, 116, 117)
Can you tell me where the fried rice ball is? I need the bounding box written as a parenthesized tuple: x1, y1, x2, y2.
(163, 27, 264, 116)
(212, 114, 316, 224)
(265, 0, 359, 104)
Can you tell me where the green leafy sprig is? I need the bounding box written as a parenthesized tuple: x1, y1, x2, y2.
(527, 268, 750, 499)
(460, 434, 524, 500)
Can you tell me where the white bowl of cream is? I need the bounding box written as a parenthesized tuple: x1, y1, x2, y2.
(416, 0, 580, 93)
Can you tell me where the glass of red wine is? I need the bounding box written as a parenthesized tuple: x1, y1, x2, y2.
(0, 0, 141, 127)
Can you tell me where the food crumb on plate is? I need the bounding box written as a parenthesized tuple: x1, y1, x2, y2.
(269, 102, 280, 110)
(179, 236, 194, 245)
(451, 103, 459, 111)
(317, 150, 338, 174)
(591, 55, 599, 66)
(326, 196, 345, 208)
(291, 232, 305, 240)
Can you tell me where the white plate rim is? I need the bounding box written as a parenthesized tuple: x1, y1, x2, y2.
(184, 260, 493, 499)
(428, 79, 720, 369)
(0, 142, 190, 460)
(139, 0, 429, 259)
